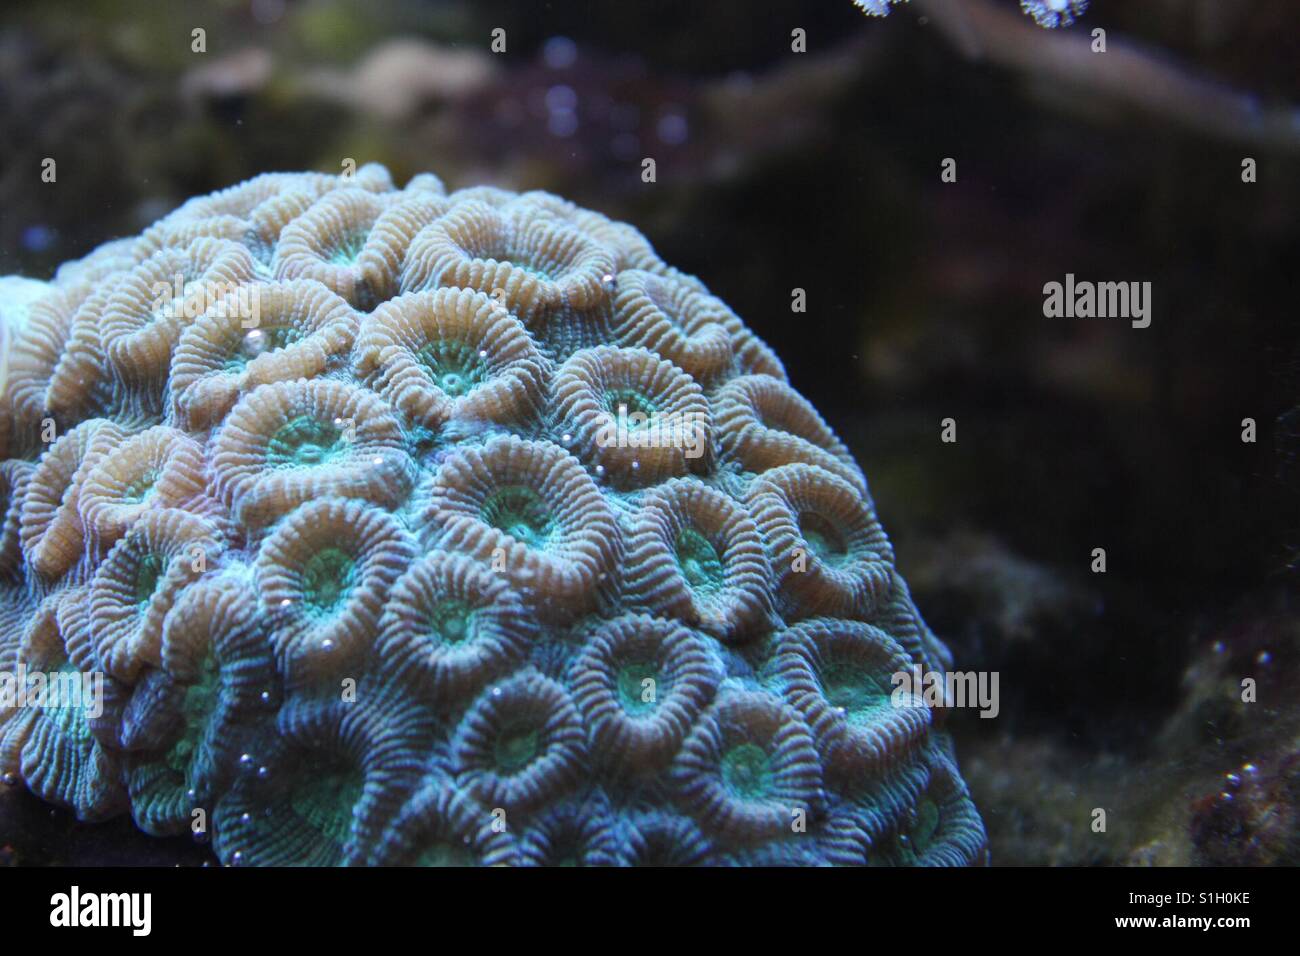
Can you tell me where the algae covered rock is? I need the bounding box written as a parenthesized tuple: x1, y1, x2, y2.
(0, 165, 985, 865)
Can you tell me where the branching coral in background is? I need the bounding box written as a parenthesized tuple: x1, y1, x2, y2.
(858, 0, 1300, 152)
(854, 0, 1092, 30)
(1019, 0, 1089, 29)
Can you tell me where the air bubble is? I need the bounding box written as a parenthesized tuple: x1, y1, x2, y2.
(545, 85, 578, 112)
(542, 36, 577, 70)
(242, 329, 267, 360)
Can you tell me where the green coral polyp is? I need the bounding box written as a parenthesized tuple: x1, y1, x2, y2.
(606, 388, 656, 422)
(165, 654, 222, 775)
(910, 798, 941, 854)
(721, 743, 773, 800)
(121, 470, 161, 504)
(290, 766, 365, 846)
(134, 554, 164, 610)
(299, 548, 357, 617)
(514, 261, 553, 281)
(328, 231, 367, 266)
(616, 661, 660, 716)
(45, 663, 94, 744)
(799, 511, 848, 563)
(494, 724, 540, 774)
(821, 660, 890, 723)
(675, 527, 725, 594)
(266, 416, 345, 468)
(415, 842, 478, 867)
(223, 326, 303, 372)
(427, 599, 477, 646)
(416, 341, 487, 397)
(481, 486, 555, 547)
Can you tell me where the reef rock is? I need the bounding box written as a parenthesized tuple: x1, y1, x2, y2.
(0, 165, 985, 865)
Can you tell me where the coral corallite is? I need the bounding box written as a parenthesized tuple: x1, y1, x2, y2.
(0, 165, 986, 866)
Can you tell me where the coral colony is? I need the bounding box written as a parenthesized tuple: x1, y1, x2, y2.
(0, 166, 985, 865)
(854, 0, 1091, 29)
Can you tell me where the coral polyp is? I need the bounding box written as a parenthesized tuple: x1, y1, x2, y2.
(355, 287, 548, 430)
(0, 165, 983, 865)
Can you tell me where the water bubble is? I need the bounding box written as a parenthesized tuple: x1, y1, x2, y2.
(548, 110, 579, 138)
(242, 329, 267, 360)
(21, 224, 56, 253)
(545, 85, 578, 112)
(542, 36, 578, 70)
(657, 112, 688, 146)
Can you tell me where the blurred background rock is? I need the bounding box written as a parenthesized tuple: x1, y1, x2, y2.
(1, 0, 1297, 865)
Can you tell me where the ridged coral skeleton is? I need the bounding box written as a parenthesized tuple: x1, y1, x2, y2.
(0, 165, 985, 866)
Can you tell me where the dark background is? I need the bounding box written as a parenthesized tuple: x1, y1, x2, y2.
(1, 0, 1298, 865)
